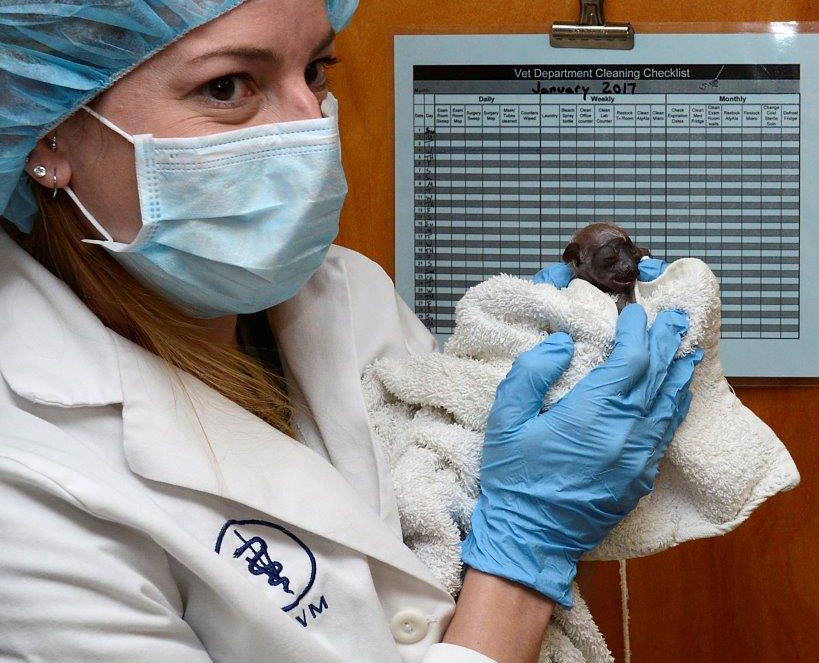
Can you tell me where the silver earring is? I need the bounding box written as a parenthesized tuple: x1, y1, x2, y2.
(33, 165, 47, 178)
(49, 134, 58, 152)
(52, 168, 58, 198)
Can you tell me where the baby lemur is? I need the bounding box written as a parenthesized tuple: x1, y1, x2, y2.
(562, 222, 652, 313)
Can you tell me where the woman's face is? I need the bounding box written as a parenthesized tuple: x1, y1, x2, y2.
(25, 0, 336, 244)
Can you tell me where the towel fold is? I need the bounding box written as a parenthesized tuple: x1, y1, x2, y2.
(362, 258, 800, 662)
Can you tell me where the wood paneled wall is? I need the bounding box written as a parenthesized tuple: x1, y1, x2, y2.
(330, 2, 817, 660)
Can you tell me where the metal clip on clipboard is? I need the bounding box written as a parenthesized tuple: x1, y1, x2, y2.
(550, 0, 635, 50)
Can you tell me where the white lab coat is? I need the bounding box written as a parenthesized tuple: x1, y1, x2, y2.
(0, 229, 498, 663)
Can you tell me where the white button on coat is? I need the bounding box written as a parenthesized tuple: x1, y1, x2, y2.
(391, 609, 429, 644)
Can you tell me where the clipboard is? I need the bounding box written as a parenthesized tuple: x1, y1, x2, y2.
(551, 0, 634, 49)
(393, 23, 818, 380)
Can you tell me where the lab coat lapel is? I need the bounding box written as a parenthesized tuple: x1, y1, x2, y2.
(116, 333, 448, 600)
(267, 251, 398, 528)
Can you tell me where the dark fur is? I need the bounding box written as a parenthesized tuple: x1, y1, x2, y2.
(562, 222, 651, 313)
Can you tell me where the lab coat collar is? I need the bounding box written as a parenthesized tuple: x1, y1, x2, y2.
(0, 229, 122, 407)
(0, 231, 449, 600)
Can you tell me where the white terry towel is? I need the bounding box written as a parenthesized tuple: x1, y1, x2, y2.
(361, 258, 800, 662)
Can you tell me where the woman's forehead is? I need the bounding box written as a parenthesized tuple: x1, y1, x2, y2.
(154, 0, 332, 64)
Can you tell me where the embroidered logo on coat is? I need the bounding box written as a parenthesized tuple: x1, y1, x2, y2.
(215, 519, 317, 612)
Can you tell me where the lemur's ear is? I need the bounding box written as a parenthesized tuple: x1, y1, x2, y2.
(635, 246, 652, 260)
(562, 242, 581, 266)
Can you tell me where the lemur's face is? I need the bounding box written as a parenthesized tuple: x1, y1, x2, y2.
(580, 236, 643, 295)
(562, 224, 652, 295)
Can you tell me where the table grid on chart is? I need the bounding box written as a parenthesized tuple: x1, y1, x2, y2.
(413, 82, 800, 339)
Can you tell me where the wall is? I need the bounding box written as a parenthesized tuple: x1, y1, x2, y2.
(330, 2, 817, 660)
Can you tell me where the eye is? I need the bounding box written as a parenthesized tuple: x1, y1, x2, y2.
(200, 74, 255, 104)
(305, 57, 340, 89)
(595, 249, 616, 266)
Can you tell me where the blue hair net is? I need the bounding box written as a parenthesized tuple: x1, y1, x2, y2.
(0, 0, 358, 232)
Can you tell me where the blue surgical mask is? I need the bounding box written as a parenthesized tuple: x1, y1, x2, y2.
(64, 94, 348, 318)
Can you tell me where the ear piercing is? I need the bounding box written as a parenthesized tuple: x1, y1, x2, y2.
(30, 135, 58, 181)
(31, 164, 60, 197)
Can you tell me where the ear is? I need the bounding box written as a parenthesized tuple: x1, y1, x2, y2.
(635, 246, 652, 260)
(562, 242, 581, 266)
(25, 135, 73, 191)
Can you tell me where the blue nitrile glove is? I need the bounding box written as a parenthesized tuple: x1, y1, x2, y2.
(461, 305, 703, 610)
(531, 257, 669, 287)
(635, 257, 668, 281)
(531, 262, 574, 288)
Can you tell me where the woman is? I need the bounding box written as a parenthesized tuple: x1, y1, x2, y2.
(0, 1, 699, 662)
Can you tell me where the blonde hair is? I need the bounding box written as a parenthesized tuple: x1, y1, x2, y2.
(5, 185, 294, 437)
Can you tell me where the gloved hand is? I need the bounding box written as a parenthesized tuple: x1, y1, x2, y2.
(634, 256, 668, 281)
(531, 262, 574, 288)
(531, 257, 669, 287)
(461, 305, 703, 610)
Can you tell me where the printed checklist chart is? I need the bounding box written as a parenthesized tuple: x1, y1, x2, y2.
(411, 64, 800, 339)
(395, 35, 819, 377)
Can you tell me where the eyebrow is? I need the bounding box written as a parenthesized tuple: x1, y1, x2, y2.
(188, 30, 336, 65)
